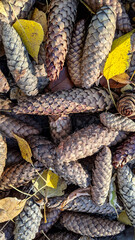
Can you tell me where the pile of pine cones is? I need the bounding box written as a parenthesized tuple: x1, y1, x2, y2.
(0, 0, 135, 239)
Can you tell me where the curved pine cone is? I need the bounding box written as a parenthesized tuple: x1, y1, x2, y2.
(0, 70, 10, 93)
(81, 6, 116, 88)
(60, 212, 125, 237)
(100, 112, 135, 131)
(67, 19, 86, 87)
(83, 0, 132, 32)
(48, 231, 80, 240)
(45, 0, 78, 81)
(0, 98, 14, 110)
(117, 93, 135, 117)
(90, 146, 112, 206)
(113, 133, 135, 168)
(117, 164, 135, 227)
(0, 133, 7, 177)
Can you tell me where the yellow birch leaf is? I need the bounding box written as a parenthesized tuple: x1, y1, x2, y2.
(13, 133, 33, 164)
(111, 72, 130, 84)
(46, 170, 59, 188)
(103, 30, 135, 80)
(31, 8, 47, 41)
(0, 2, 7, 17)
(13, 19, 44, 62)
(118, 210, 132, 226)
(0, 197, 26, 223)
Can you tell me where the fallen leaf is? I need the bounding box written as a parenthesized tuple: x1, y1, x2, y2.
(118, 210, 132, 226)
(103, 30, 135, 81)
(0, 136, 7, 178)
(13, 19, 44, 62)
(0, 197, 26, 223)
(46, 170, 59, 188)
(112, 73, 130, 84)
(100, 76, 126, 89)
(0, 2, 7, 17)
(31, 8, 47, 41)
(13, 133, 33, 164)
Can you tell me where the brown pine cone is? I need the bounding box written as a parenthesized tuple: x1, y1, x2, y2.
(49, 115, 72, 144)
(117, 92, 135, 117)
(81, 6, 116, 89)
(0, 98, 14, 110)
(60, 212, 125, 237)
(0, 114, 40, 138)
(0, 133, 7, 177)
(0, 70, 10, 93)
(13, 88, 113, 115)
(0, 160, 45, 190)
(67, 19, 85, 87)
(100, 112, 135, 131)
(2, 22, 38, 96)
(5, 149, 24, 167)
(38, 209, 61, 234)
(14, 198, 42, 240)
(34, 63, 49, 91)
(83, 0, 132, 32)
(45, 0, 78, 82)
(47, 231, 80, 240)
(90, 146, 112, 206)
(0, 221, 14, 240)
(117, 164, 135, 226)
(113, 133, 135, 168)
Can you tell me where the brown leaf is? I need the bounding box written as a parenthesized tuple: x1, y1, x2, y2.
(31, 8, 47, 41)
(100, 76, 127, 89)
(112, 73, 130, 84)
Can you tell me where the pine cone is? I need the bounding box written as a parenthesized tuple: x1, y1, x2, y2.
(34, 63, 49, 91)
(117, 164, 135, 226)
(38, 209, 61, 234)
(67, 19, 85, 87)
(0, 98, 14, 110)
(83, 0, 132, 32)
(2, 22, 38, 96)
(90, 146, 112, 205)
(5, 149, 24, 167)
(0, 221, 14, 240)
(0, 160, 45, 190)
(128, 52, 135, 80)
(47, 231, 80, 240)
(0, 70, 10, 93)
(117, 92, 135, 117)
(13, 88, 113, 115)
(0, 114, 40, 138)
(100, 112, 135, 131)
(60, 212, 125, 237)
(81, 6, 116, 89)
(113, 133, 135, 168)
(0, 133, 7, 177)
(45, 0, 78, 81)
(49, 115, 72, 144)
(14, 198, 42, 240)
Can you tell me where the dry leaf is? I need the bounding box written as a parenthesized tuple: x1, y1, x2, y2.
(118, 210, 132, 226)
(103, 30, 135, 81)
(46, 170, 59, 188)
(13, 133, 33, 164)
(0, 197, 26, 223)
(112, 73, 130, 84)
(100, 76, 126, 89)
(13, 19, 44, 62)
(0, 2, 7, 17)
(31, 8, 47, 41)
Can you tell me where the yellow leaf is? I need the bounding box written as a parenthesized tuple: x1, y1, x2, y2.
(0, 2, 7, 17)
(31, 8, 47, 41)
(111, 72, 130, 84)
(103, 30, 135, 80)
(13, 19, 44, 62)
(46, 170, 59, 188)
(118, 210, 132, 226)
(0, 197, 26, 223)
(13, 133, 33, 164)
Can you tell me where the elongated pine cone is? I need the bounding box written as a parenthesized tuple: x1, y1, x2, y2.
(60, 195, 120, 216)
(0, 98, 14, 110)
(0, 160, 45, 190)
(60, 212, 125, 237)
(83, 0, 132, 32)
(113, 133, 135, 168)
(47, 231, 80, 240)
(81, 6, 116, 89)
(0, 222, 14, 240)
(13, 88, 113, 115)
(49, 115, 72, 144)
(2, 22, 38, 96)
(45, 0, 78, 82)
(6, 149, 24, 167)
(117, 93, 135, 117)
(67, 19, 85, 87)
(117, 164, 135, 226)
(100, 112, 135, 131)
(0, 70, 10, 93)
(0, 133, 7, 177)
(38, 209, 61, 234)
(14, 198, 42, 240)
(90, 146, 112, 205)
(34, 63, 49, 91)
(0, 114, 40, 138)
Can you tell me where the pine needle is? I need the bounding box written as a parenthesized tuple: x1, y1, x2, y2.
(80, 0, 95, 14)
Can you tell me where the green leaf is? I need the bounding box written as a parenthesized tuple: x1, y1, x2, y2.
(118, 210, 132, 226)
